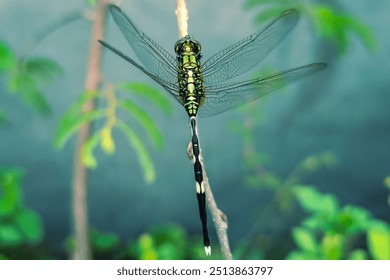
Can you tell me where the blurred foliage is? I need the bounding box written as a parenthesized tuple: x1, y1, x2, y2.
(128, 224, 221, 260)
(230, 99, 390, 259)
(0, 167, 44, 259)
(228, 76, 389, 260)
(0, 40, 61, 117)
(244, 0, 376, 55)
(385, 176, 390, 208)
(55, 82, 172, 183)
(288, 185, 390, 260)
(86, 0, 96, 6)
(65, 224, 222, 260)
(230, 100, 336, 211)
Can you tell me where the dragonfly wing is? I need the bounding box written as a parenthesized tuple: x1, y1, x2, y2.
(99, 40, 181, 103)
(198, 63, 326, 117)
(109, 5, 178, 85)
(202, 9, 299, 85)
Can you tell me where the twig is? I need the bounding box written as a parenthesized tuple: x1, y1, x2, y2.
(178, 0, 232, 260)
(175, 0, 189, 38)
(202, 158, 233, 259)
(71, 0, 110, 260)
(186, 138, 232, 259)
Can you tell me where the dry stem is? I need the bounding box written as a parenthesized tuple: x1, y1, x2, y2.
(178, 0, 232, 260)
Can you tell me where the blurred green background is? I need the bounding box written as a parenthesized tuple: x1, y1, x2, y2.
(1, 0, 390, 259)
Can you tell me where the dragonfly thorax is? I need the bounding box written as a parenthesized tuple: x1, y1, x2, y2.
(175, 35, 204, 117)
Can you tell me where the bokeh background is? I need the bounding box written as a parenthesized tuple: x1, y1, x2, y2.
(1, 0, 389, 259)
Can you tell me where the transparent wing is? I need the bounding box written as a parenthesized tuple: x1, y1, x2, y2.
(202, 9, 299, 85)
(198, 63, 326, 117)
(109, 5, 178, 85)
(99, 40, 180, 101)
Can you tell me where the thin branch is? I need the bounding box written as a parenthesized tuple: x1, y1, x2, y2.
(187, 140, 232, 259)
(71, 0, 110, 260)
(177, 0, 232, 260)
(202, 161, 233, 259)
(176, 0, 189, 38)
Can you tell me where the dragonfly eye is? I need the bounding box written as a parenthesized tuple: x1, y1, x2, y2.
(175, 37, 202, 56)
(174, 41, 182, 54)
(174, 36, 189, 54)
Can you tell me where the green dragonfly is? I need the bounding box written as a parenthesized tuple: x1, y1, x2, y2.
(99, 4, 326, 255)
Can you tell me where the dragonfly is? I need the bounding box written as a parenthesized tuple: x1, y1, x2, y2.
(99, 4, 326, 255)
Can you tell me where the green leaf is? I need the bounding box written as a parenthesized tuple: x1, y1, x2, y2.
(7, 70, 52, 115)
(54, 109, 105, 148)
(0, 169, 22, 216)
(302, 216, 322, 230)
(61, 90, 99, 121)
(0, 40, 16, 72)
(0, 224, 23, 246)
(292, 227, 317, 252)
(138, 233, 158, 260)
(348, 249, 368, 260)
(15, 210, 43, 243)
(117, 82, 172, 115)
(81, 132, 101, 168)
(343, 15, 376, 52)
(120, 100, 164, 150)
(293, 185, 338, 214)
(367, 221, 390, 260)
(7, 70, 34, 93)
(23, 88, 52, 115)
(117, 121, 155, 183)
(321, 234, 344, 260)
(313, 6, 347, 54)
(24, 57, 62, 83)
(286, 250, 316, 260)
(313, 5, 376, 55)
(339, 206, 371, 233)
(91, 229, 120, 252)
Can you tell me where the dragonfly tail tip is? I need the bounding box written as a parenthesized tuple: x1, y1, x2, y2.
(205, 246, 211, 256)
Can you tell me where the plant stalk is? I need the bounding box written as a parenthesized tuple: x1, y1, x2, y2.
(71, 0, 109, 260)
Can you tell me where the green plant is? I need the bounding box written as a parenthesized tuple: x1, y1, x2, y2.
(55, 82, 172, 183)
(0, 40, 61, 117)
(65, 228, 121, 259)
(288, 185, 390, 260)
(65, 224, 221, 260)
(244, 0, 376, 55)
(0, 167, 44, 259)
(127, 224, 222, 260)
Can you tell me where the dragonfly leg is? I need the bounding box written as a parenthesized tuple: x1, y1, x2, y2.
(189, 116, 211, 255)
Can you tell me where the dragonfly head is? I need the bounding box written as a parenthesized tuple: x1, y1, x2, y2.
(174, 35, 202, 58)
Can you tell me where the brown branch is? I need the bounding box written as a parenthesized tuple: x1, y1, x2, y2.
(175, 0, 189, 38)
(71, 0, 109, 260)
(178, 0, 232, 260)
(202, 162, 233, 259)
